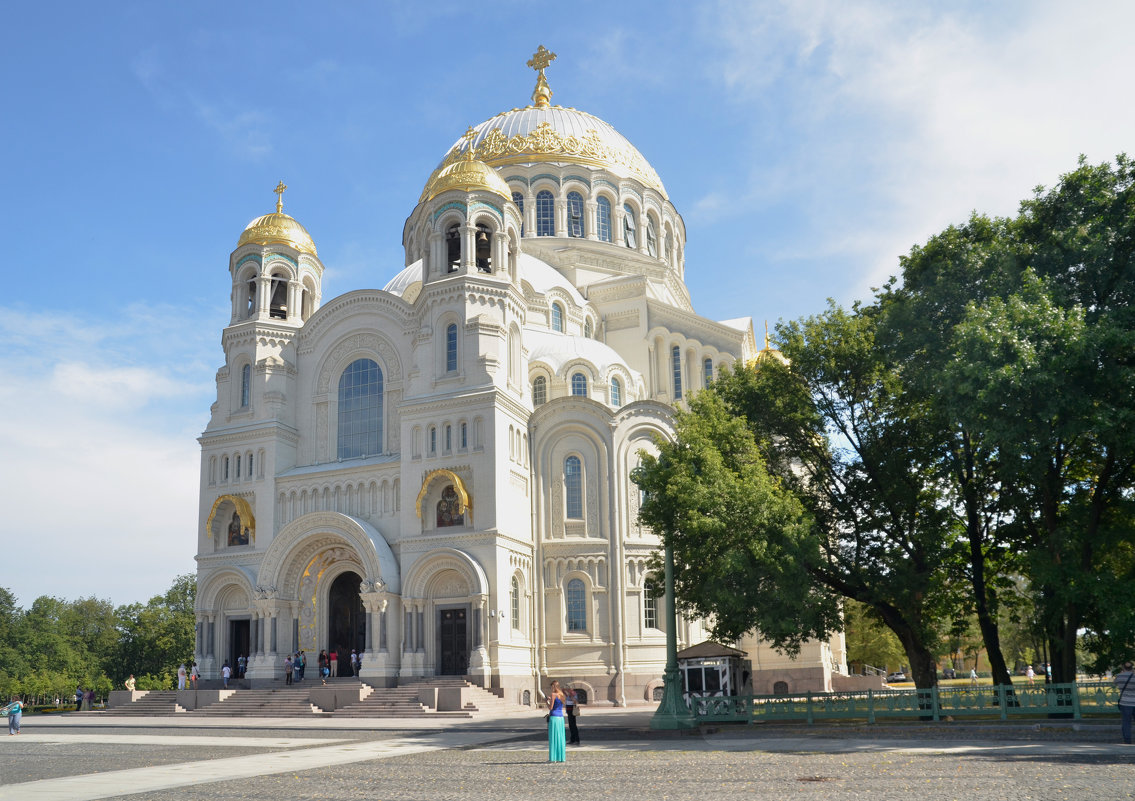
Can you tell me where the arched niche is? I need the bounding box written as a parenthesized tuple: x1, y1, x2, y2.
(206, 495, 256, 548)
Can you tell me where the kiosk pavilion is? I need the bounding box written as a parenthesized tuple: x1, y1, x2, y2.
(193, 48, 849, 705)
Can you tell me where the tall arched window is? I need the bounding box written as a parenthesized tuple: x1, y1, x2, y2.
(429, 426, 437, 455)
(666, 230, 674, 265)
(610, 377, 622, 407)
(511, 191, 525, 236)
(446, 224, 461, 272)
(240, 363, 251, 408)
(596, 196, 612, 242)
(571, 373, 588, 397)
(551, 303, 564, 333)
(623, 204, 637, 249)
(337, 358, 383, 459)
(446, 323, 458, 372)
(703, 357, 714, 386)
(269, 271, 288, 319)
(644, 580, 658, 629)
(532, 376, 547, 406)
(567, 191, 584, 237)
(671, 345, 682, 400)
(234, 454, 241, 479)
(511, 576, 521, 631)
(222, 455, 229, 481)
(646, 217, 658, 257)
(565, 456, 583, 519)
(536, 190, 555, 236)
(584, 317, 593, 338)
(566, 578, 586, 632)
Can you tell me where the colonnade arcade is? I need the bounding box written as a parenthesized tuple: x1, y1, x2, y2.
(194, 511, 496, 684)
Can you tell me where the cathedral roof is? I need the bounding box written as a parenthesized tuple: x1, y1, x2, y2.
(419, 146, 513, 204)
(237, 182, 318, 256)
(440, 105, 667, 199)
(526, 329, 641, 383)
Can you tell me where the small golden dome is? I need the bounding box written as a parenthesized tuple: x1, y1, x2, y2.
(420, 143, 513, 204)
(236, 181, 318, 256)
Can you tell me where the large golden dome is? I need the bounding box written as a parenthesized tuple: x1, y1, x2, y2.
(237, 182, 318, 256)
(439, 105, 667, 199)
(420, 146, 513, 204)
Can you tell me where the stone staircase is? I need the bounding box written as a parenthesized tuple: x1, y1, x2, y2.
(186, 687, 329, 717)
(332, 681, 465, 718)
(100, 691, 184, 716)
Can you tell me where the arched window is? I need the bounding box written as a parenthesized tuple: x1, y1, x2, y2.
(566, 578, 586, 632)
(511, 576, 521, 631)
(644, 580, 658, 629)
(446, 323, 458, 372)
(532, 376, 547, 406)
(596, 196, 612, 242)
(460, 421, 468, 449)
(623, 204, 637, 249)
(565, 455, 583, 519)
(584, 318, 593, 338)
(671, 346, 682, 400)
(245, 275, 257, 318)
(551, 303, 564, 333)
(511, 191, 525, 236)
(475, 223, 492, 272)
(429, 426, 437, 455)
(446, 224, 460, 272)
(436, 484, 464, 527)
(536, 190, 555, 236)
(247, 453, 253, 479)
(222, 456, 229, 481)
(571, 373, 588, 397)
(646, 217, 658, 257)
(703, 357, 714, 386)
(269, 272, 288, 319)
(240, 363, 251, 408)
(445, 424, 452, 451)
(234, 454, 241, 479)
(567, 191, 584, 238)
(666, 230, 674, 264)
(337, 358, 383, 459)
(610, 377, 622, 407)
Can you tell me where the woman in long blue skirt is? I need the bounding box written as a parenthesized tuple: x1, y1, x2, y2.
(547, 680, 566, 762)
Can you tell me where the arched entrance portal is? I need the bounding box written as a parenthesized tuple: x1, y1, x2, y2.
(328, 572, 365, 677)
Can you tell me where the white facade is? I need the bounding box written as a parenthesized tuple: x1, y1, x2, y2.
(194, 63, 841, 705)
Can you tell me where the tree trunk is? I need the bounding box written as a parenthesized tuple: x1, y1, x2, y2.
(875, 604, 938, 689)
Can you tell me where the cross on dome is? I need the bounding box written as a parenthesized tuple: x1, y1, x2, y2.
(527, 45, 557, 108)
(274, 180, 287, 213)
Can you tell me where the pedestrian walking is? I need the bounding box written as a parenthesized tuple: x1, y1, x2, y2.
(177, 663, 187, 690)
(4, 696, 24, 735)
(969, 668, 978, 687)
(222, 661, 232, 689)
(284, 655, 293, 685)
(546, 680, 566, 763)
(1115, 661, 1135, 744)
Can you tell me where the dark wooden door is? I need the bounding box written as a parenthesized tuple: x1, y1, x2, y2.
(437, 608, 468, 675)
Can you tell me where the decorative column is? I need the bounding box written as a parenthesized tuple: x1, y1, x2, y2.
(585, 200, 598, 241)
(493, 231, 508, 275)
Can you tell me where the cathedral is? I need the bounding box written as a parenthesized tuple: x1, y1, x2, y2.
(193, 48, 847, 705)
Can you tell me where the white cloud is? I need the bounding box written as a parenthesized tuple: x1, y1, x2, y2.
(700, 0, 1135, 303)
(0, 306, 215, 606)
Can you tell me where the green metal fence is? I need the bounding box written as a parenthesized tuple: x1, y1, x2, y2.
(687, 681, 1119, 724)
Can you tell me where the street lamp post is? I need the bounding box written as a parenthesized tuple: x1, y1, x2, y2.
(650, 536, 696, 730)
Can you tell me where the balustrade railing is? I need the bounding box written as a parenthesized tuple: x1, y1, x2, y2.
(685, 680, 1118, 724)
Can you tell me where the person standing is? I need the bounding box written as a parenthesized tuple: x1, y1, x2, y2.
(1026, 665, 1035, 685)
(296, 651, 305, 681)
(546, 680, 566, 763)
(177, 663, 187, 690)
(350, 649, 359, 677)
(564, 687, 580, 745)
(969, 668, 978, 687)
(237, 654, 246, 679)
(4, 696, 24, 735)
(1115, 661, 1135, 745)
(284, 655, 293, 685)
(190, 662, 199, 689)
(124, 675, 136, 692)
(74, 687, 83, 712)
(222, 661, 232, 689)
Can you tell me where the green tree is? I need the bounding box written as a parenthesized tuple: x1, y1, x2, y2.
(633, 390, 842, 653)
(115, 574, 196, 684)
(888, 156, 1135, 681)
(843, 600, 906, 674)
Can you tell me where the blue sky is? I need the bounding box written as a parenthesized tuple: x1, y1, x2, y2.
(2, 0, 1132, 607)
